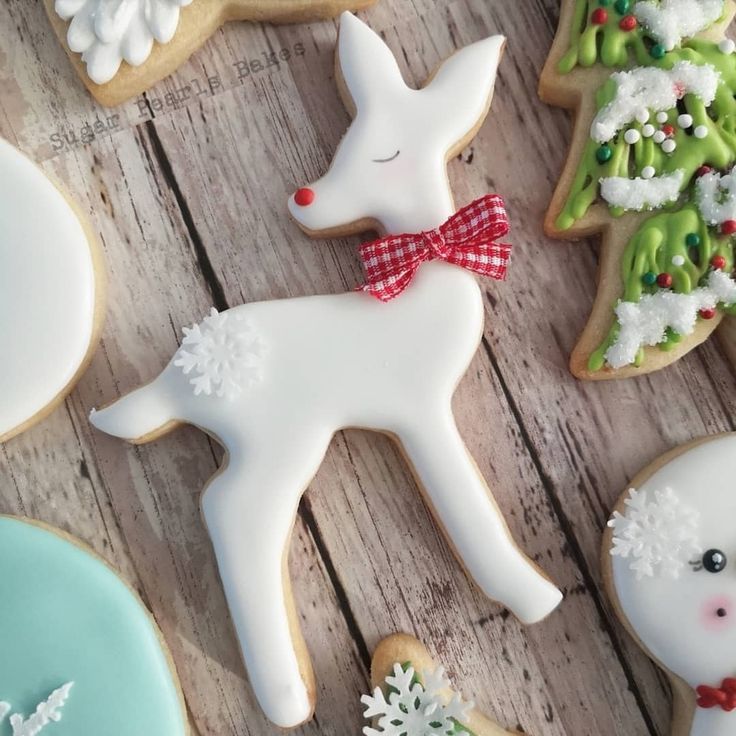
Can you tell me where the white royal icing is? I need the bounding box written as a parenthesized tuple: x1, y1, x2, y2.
(605, 270, 736, 367)
(599, 170, 684, 210)
(696, 169, 736, 225)
(90, 13, 562, 728)
(609, 435, 736, 736)
(4, 683, 74, 736)
(0, 139, 97, 441)
(634, 0, 724, 51)
(361, 663, 473, 736)
(591, 62, 720, 143)
(609, 487, 701, 580)
(54, 0, 194, 85)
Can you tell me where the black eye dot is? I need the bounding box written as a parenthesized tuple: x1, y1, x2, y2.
(703, 549, 728, 573)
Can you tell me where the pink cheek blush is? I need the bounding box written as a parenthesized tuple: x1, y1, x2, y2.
(701, 596, 735, 632)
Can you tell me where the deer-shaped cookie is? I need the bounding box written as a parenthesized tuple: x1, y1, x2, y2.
(89, 13, 562, 728)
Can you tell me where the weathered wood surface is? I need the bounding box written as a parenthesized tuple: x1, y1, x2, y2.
(1, 1, 734, 735)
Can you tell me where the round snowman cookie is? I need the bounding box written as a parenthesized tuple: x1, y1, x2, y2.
(0, 515, 188, 736)
(604, 434, 736, 736)
(0, 138, 104, 443)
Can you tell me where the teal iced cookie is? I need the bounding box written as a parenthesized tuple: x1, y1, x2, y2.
(0, 516, 187, 736)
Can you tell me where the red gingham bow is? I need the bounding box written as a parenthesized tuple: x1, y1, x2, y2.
(358, 194, 512, 301)
(697, 679, 736, 711)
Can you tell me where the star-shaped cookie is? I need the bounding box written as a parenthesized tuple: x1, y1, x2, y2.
(43, 0, 379, 106)
(364, 634, 522, 736)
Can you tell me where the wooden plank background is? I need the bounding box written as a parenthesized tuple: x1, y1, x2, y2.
(1, 1, 734, 734)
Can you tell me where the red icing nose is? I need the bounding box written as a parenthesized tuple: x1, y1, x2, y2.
(294, 187, 315, 207)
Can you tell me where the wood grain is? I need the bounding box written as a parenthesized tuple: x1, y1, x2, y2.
(1, 0, 734, 734)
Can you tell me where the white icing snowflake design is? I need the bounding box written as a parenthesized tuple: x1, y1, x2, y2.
(608, 487, 701, 580)
(1, 683, 74, 736)
(55, 0, 194, 84)
(174, 308, 265, 399)
(361, 663, 473, 736)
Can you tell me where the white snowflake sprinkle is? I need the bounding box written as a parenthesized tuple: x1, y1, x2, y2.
(174, 308, 265, 399)
(608, 487, 701, 580)
(0, 703, 9, 723)
(361, 663, 473, 736)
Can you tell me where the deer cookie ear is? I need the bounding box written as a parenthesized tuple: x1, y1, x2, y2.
(423, 35, 505, 141)
(337, 12, 407, 113)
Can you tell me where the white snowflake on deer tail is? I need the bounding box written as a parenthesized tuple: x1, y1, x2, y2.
(174, 308, 265, 399)
(361, 663, 473, 736)
(608, 487, 701, 580)
(8, 682, 74, 736)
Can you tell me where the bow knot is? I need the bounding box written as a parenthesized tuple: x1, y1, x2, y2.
(697, 678, 736, 711)
(358, 194, 512, 302)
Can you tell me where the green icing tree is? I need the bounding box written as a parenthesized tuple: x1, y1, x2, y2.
(547, 0, 736, 372)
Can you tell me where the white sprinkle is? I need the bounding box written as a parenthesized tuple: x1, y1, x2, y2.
(662, 138, 677, 153)
(642, 123, 656, 137)
(677, 113, 693, 128)
(694, 125, 709, 138)
(636, 109, 650, 124)
(672, 255, 686, 266)
(657, 111, 669, 123)
(624, 128, 641, 144)
(653, 130, 666, 143)
(719, 39, 735, 54)
(642, 165, 656, 179)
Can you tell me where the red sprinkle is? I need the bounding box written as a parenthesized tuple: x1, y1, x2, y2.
(662, 124, 675, 137)
(696, 165, 713, 178)
(657, 272, 673, 288)
(699, 307, 717, 320)
(591, 8, 608, 24)
(711, 254, 728, 269)
(294, 187, 315, 207)
(619, 15, 637, 31)
(720, 221, 736, 236)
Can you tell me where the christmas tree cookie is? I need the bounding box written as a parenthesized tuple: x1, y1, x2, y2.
(362, 634, 520, 736)
(540, 0, 736, 378)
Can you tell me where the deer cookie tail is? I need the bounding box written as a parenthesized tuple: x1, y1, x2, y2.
(90, 376, 177, 443)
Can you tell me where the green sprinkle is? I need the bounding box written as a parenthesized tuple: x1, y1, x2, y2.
(596, 145, 613, 163)
(642, 271, 657, 286)
(600, 0, 611, 5)
(650, 43, 666, 59)
(614, 0, 629, 12)
(686, 232, 701, 247)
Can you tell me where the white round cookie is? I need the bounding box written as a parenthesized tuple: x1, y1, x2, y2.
(0, 138, 103, 441)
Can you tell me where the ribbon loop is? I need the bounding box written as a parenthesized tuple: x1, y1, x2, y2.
(697, 678, 736, 711)
(358, 194, 512, 302)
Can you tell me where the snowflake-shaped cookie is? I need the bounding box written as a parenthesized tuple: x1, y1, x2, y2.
(608, 487, 701, 580)
(361, 663, 473, 736)
(174, 307, 264, 399)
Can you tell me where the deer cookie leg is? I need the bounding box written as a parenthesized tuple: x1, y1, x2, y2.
(396, 409, 562, 624)
(200, 431, 331, 728)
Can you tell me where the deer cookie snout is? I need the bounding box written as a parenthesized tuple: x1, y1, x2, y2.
(293, 187, 315, 207)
